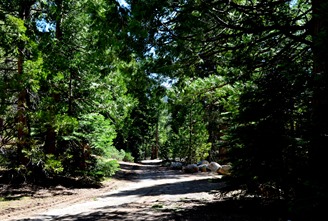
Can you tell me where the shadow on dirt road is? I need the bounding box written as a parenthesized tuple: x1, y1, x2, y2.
(7, 161, 290, 221)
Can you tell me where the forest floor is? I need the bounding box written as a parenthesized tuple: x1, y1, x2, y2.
(0, 161, 289, 221)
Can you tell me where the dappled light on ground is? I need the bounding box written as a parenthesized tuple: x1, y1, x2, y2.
(3, 162, 289, 221)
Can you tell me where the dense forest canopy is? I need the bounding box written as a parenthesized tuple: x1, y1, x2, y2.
(1, 0, 327, 215)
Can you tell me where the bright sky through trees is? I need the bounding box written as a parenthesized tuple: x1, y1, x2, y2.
(117, 0, 129, 8)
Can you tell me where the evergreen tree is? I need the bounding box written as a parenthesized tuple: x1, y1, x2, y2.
(0, 0, 137, 181)
(0, 0, 45, 178)
(127, 0, 328, 214)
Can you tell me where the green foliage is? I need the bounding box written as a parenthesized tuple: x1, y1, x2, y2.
(0, 0, 135, 182)
(166, 75, 236, 163)
(78, 113, 117, 154)
(6, 15, 28, 41)
(44, 154, 64, 174)
(136, 0, 321, 205)
(56, 115, 79, 135)
(92, 159, 120, 178)
(122, 151, 134, 162)
(23, 55, 47, 92)
(224, 63, 312, 198)
(0, 154, 9, 168)
(1, 4, 327, 218)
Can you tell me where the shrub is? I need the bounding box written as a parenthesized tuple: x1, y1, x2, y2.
(92, 159, 120, 178)
(123, 151, 134, 162)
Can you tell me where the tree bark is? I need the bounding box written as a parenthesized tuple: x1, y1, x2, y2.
(310, 0, 328, 186)
(151, 119, 159, 159)
(44, 0, 64, 155)
(16, 1, 33, 165)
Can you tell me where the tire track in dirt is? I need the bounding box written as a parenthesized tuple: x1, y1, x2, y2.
(1, 161, 224, 221)
(0, 178, 128, 221)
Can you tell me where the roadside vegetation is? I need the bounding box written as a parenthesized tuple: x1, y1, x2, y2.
(1, 0, 327, 217)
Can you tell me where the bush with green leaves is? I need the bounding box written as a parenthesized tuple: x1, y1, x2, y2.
(78, 113, 121, 158)
(44, 154, 64, 174)
(91, 159, 120, 179)
(73, 113, 123, 178)
(123, 151, 134, 162)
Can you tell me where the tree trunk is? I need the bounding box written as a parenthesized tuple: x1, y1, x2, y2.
(310, 0, 328, 187)
(17, 50, 28, 163)
(187, 107, 193, 164)
(44, 0, 64, 155)
(151, 120, 159, 160)
(55, 0, 63, 41)
(16, 2, 33, 165)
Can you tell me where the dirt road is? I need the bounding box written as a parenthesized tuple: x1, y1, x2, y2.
(1, 161, 226, 221)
